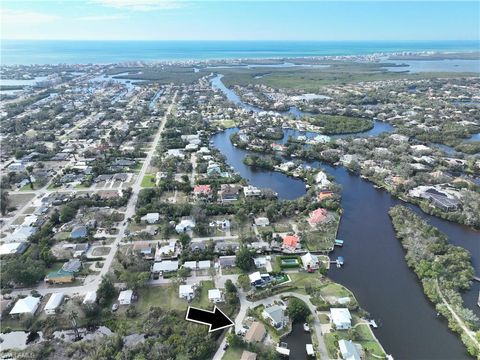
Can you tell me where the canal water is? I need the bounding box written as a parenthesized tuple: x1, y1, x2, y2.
(281, 322, 313, 360)
(211, 75, 480, 359)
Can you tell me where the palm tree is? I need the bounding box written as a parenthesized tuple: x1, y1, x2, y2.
(1, 190, 10, 216)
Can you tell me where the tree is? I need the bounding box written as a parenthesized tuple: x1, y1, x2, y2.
(97, 276, 115, 306)
(235, 246, 254, 272)
(0, 189, 10, 215)
(287, 297, 310, 322)
(179, 233, 191, 248)
(225, 279, 237, 293)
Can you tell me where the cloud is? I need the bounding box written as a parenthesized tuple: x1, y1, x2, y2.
(92, 0, 185, 11)
(78, 14, 126, 21)
(0, 8, 60, 26)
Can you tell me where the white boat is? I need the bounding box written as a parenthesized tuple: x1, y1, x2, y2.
(303, 323, 310, 332)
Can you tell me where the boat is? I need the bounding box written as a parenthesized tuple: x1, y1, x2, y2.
(334, 239, 344, 247)
(368, 319, 378, 328)
(306, 344, 315, 357)
(303, 323, 310, 332)
(276, 342, 290, 356)
(336, 256, 344, 267)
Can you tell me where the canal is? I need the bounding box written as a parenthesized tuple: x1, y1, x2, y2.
(210, 74, 479, 359)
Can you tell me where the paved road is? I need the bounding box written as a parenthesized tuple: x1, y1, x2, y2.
(9, 91, 178, 299)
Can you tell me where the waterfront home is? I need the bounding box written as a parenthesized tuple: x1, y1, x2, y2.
(318, 190, 334, 201)
(219, 184, 241, 202)
(282, 234, 300, 251)
(244, 321, 266, 343)
(208, 289, 223, 303)
(262, 305, 286, 329)
(308, 208, 328, 227)
(179, 284, 195, 301)
(243, 185, 262, 197)
(330, 308, 352, 330)
(44, 293, 64, 315)
(140, 212, 160, 224)
(301, 252, 320, 271)
(271, 143, 287, 152)
(9, 296, 40, 317)
(249, 271, 264, 286)
(338, 339, 362, 360)
(118, 290, 133, 305)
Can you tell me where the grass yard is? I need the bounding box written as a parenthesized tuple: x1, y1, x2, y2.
(141, 174, 156, 188)
(222, 347, 243, 360)
(9, 193, 35, 209)
(137, 285, 187, 312)
(320, 283, 353, 300)
(302, 215, 340, 251)
(91, 246, 111, 257)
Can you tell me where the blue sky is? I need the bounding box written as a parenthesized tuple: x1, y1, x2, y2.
(1, 1, 479, 41)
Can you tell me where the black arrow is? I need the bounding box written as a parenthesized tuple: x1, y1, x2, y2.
(185, 305, 234, 332)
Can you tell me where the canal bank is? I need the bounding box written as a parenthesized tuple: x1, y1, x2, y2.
(210, 74, 479, 359)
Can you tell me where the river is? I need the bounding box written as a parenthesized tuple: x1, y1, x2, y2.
(211, 74, 480, 359)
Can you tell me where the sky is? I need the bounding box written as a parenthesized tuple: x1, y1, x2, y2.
(0, 0, 479, 41)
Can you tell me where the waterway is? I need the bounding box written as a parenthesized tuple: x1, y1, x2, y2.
(281, 322, 312, 360)
(211, 75, 480, 359)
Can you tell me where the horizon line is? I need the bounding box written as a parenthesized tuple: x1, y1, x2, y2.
(2, 39, 479, 42)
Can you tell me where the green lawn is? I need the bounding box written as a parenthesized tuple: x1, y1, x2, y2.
(19, 183, 35, 191)
(137, 280, 215, 313)
(302, 214, 340, 251)
(141, 174, 156, 188)
(222, 347, 243, 360)
(320, 283, 352, 299)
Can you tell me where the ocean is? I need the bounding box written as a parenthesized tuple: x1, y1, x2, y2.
(1, 40, 479, 65)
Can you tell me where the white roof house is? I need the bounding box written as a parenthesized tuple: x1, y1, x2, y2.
(301, 252, 320, 270)
(118, 290, 133, 305)
(254, 257, 267, 268)
(83, 291, 97, 304)
(152, 260, 179, 273)
(183, 261, 197, 269)
(175, 219, 196, 233)
(254, 217, 270, 227)
(141, 213, 160, 224)
(179, 284, 195, 300)
(10, 296, 40, 316)
(198, 260, 211, 269)
(330, 308, 352, 330)
(338, 339, 361, 360)
(208, 289, 223, 303)
(249, 271, 262, 284)
(44, 293, 64, 315)
(5, 226, 37, 243)
(0, 242, 28, 256)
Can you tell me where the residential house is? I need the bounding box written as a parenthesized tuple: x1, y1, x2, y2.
(193, 185, 213, 199)
(282, 235, 300, 251)
(141, 212, 160, 224)
(44, 293, 64, 315)
(308, 208, 328, 227)
(0, 242, 29, 256)
(338, 340, 362, 360)
(151, 260, 179, 275)
(254, 217, 270, 227)
(62, 259, 82, 273)
(45, 269, 75, 284)
(318, 190, 334, 201)
(118, 290, 133, 305)
(5, 226, 37, 243)
(330, 308, 352, 330)
(244, 322, 266, 343)
(301, 252, 320, 271)
(179, 284, 195, 301)
(244, 185, 262, 197)
(198, 260, 211, 270)
(262, 305, 286, 329)
(83, 291, 97, 305)
(219, 184, 241, 203)
(218, 255, 236, 268)
(208, 289, 223, 303)
(183, 261, 197, 270)
(70, 225, 87, 239)
(9, 296, 40, 317)
(175, 218, 196, 233)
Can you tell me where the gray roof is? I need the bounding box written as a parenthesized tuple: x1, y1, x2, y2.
(62, 259, 82, 273)
(263, 305, 284, 324)
(70, 226, 87, 239)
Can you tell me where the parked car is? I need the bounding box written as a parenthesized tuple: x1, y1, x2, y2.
(112, 303, 119, 312)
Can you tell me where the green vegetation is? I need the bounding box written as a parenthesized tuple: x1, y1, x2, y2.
(141, 173, 156, 187)
(286, 297, 310, 322)
(243, 154, 280, 170)
(235, 246, 255, 272)
(307, 114, 373, 134)
(389, 205, 480, 357)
